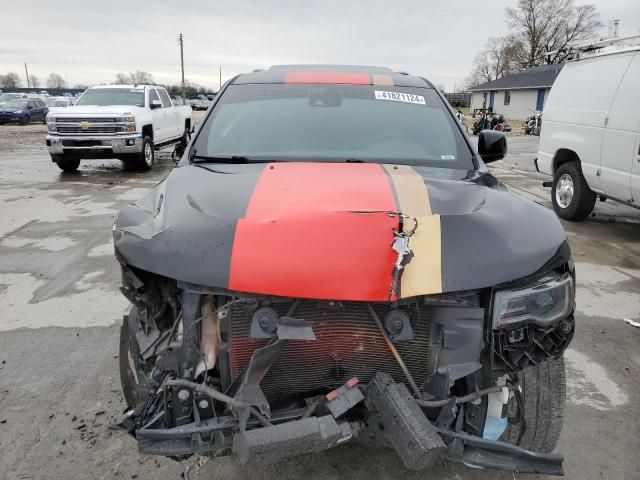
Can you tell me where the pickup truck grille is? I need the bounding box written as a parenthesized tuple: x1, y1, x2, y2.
(52, 117, 122, 135)
(56, 125, 118, 134)
(55, 117, 118, 123)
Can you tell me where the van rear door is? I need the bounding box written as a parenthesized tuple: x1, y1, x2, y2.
(600, 52, 639, 203)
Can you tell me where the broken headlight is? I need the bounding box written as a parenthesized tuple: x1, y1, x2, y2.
(492, 273, 574, 329)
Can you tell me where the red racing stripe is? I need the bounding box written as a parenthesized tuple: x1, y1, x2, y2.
(284, 71, 371, 85)
(228, 163, 398, 300)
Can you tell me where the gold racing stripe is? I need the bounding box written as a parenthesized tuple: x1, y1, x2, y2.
(372, 74, 394, 86)
(383, 164, 442, 297)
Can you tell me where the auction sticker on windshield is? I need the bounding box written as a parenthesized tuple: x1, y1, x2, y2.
(375, 91, 426, 105)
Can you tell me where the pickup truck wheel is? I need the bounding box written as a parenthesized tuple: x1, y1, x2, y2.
(134, 135, 154, 171)
(500, 357, 566, 453)
(552, 162, 596, 221)
(52, 154, 80, 172)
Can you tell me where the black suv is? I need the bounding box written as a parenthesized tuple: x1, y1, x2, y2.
(113, 65, 574, 476)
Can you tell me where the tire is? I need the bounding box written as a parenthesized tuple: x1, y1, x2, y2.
(500, 357, 566, 453)
(119, 306, 152, 407)
(134, 135, 154, 171)
(551, 162, 596, 221)
(21, 115, 30, 125)
(51, 154, 80, 172)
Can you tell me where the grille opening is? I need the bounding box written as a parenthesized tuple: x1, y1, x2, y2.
(228, 300, 433, 405)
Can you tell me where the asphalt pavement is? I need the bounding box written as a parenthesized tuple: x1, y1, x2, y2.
(0, 123, 638, 480)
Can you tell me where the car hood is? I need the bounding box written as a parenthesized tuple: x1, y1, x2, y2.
(113, 162, 568, 301)
(0, 107, 24, 113)
(49, 105, 145, 117)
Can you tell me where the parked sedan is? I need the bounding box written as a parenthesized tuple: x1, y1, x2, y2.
(188, 98, 211, 111)
(45, 97, 73, 112)
(0, 99, 48, 124)
(0, 92, 25, 107)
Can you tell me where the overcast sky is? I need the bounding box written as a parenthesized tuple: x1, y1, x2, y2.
(2, 0, 639, 90)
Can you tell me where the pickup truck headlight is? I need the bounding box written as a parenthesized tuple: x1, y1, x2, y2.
(492, 273, 574, 329)
(123, 116, 135, 123)
(48, 124, 57, 132)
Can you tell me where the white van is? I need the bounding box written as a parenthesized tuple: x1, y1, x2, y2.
(537, 40, 640, 220)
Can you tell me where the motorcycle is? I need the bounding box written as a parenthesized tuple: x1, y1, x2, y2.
(473, 111, 512, 135)
(524, 110, 542, 135)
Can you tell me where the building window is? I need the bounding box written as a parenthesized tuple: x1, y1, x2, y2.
(504, 91, 511, 105)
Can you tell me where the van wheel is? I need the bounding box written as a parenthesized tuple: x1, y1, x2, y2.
(551, 162, 596, 221)
(500, 357, 566, 453)
(52, 154, 80, 172)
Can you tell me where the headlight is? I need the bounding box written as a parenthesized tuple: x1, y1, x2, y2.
(14, 110, 23, 114)
(123, 116, 135, 123)
(48, 124, 57, 132)
(492, 273, 574, 329)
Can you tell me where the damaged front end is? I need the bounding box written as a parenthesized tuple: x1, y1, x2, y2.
(113, 261, 573, 476)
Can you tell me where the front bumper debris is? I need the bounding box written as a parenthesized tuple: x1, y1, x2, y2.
(46, 133, 143, 155)
(115, 372, 564, 476)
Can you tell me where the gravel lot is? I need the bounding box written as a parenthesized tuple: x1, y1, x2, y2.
(0, 117, 638, 480)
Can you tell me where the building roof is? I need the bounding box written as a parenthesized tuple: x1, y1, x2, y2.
(469, 64, 564, 91)
(233, 65, 432, 88)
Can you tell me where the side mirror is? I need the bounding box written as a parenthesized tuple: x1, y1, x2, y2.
(27, 105, 33, 110)
(150, 99, 162, 109)
(478, 130, 507, 163)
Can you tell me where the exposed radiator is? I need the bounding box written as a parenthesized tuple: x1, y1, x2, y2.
(228, 300, 433, 405)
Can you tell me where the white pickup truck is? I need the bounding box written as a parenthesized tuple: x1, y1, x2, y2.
(46, 84, 193, 172)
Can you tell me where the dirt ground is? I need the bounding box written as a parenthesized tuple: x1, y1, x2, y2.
(0, 117, 638, 480)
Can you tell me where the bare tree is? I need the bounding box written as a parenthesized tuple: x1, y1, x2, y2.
(114, 72, 129, 84)
(114, 70, 154, 85)
(0, 72, 21, 88)
(128, 70, 154, 85)
(506, 0, 601, 67)
(47, 72, 67, 88)
(464, 37, 519, 88)
(73, 84, 89, 90)
(30, 75, 40, 88)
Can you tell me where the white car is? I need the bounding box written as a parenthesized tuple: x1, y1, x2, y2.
(537, 36, 640, 220)
(45, 97, 73, 112)
(46, 84, 193, 172)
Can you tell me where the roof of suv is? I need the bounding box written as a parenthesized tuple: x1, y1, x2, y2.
(233, 65, 433, 88)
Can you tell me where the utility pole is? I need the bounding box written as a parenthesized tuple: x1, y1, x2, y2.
(24, 62, 30, 89)
(178, 33, 186, 102)
(219, 66, 222, 91)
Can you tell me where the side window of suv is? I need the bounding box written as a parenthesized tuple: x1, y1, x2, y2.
(149, 89, 160, 107)
(158, 89, 172, 108)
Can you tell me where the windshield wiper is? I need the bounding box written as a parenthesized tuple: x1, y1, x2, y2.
(191, 154, 268, 164)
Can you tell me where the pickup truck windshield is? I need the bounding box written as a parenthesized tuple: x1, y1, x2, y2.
(75, 88, 145, 107)
(193, 84, 473, 168)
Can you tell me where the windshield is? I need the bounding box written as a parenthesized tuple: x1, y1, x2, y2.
(192, 84, 472, 168)
(75, 88, 145, 107)
(4, 100, 27, 109)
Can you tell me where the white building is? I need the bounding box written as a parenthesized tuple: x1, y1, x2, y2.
(469, 64, 564, 120)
